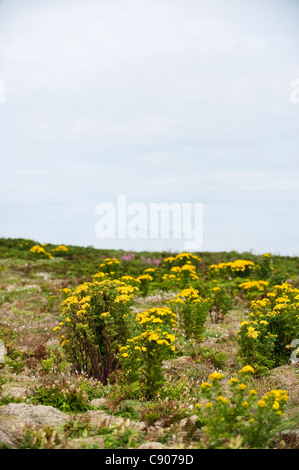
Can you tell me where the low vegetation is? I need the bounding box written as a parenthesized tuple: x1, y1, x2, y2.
(0, 238, 298, 449)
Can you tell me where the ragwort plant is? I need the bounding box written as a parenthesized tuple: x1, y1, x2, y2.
(209, 259, 256, 279)
(196, 366, 288, 448)
(209, 285, 233, 323)
(168, 287, 211, 341)
(120, 307, 176, 399)
(237, 282, 299, 371)
(54, 275, 138, 384)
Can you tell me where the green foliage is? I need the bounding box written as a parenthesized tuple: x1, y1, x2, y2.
(29, 378, 91, 412)
(120, 307, 176, 399)
(200, 347, 227, 369)
(196, 366, 288, 448)
(56, 277, 137, 383)
(20, 424, 63, 449)
(237, 283, 299, 371)
(168, 288, 211, 340)
(102, 428, 144, 449)
(209, 285, 233, 323)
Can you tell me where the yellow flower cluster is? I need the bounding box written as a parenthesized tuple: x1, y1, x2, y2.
(209, 259, 255, 275)
(121, 307, 177, 359)
(100, 257, 120, 266)
(53, 278, 137, 341)
(137, 274, 154, 282)
(199, 364, 288, 419)
(164, 252, 201, 265)
(135, 307, 176, 327)
(170, 263, 199, 281)
(52, 245, 68, 252)
(238, 280, 269, 292)
(168, 287, 209, 306)
(30, 245, 53, 259)
(257, 389, 288, 414)
(238, 283, 299, 370)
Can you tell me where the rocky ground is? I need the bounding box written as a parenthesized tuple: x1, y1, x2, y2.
(0, 253, 299, 449)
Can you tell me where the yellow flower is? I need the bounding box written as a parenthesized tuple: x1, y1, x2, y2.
(228, 378, 239, 386)
(239, 365, 255, 374)
(217, 396, 229, 404)
(205, 402, 213, 408)
(238, 384, 247, 391)
(122, 353, 129, 358)
(249, 389, 257, 395)
(273, 401, 280, 410)
(209, 372, 224, 381)
(258, 400, 267, 408)
(101, 312, 110, 318)
(200, 382, 212, 390)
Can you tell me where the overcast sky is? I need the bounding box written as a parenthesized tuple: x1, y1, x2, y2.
(0, 0, 299, 254)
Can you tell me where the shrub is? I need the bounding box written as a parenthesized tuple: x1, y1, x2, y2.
(196, 366, 288, 448)
(29, 245, 53, 259)
(54, 277, 138, 384)
(237, 283, 299, 371)
(209, 260, 256, 279)
(120, 307, 176, 399)
(29, 378, 91, 412)
(209, 286, 233, 323)
(168, 288, 211, 340)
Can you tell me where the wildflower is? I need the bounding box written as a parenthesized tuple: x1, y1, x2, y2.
(239, 365, 255, 374)
(238, 384, 247, 391)
(217, 396, 229, 404)
(200, 382, 212, 390)
(100, 312, 110, 318)
(228, 377, 239, 386)
(258, 400, 267, 407)
(209, 372, 224, 381)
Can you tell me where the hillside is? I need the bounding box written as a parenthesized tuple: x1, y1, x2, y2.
(0, 237, 298, 450)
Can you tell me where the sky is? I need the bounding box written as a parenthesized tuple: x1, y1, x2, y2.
(0, 0, 299, 255)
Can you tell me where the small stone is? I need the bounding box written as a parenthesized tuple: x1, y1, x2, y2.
(138, 442, 166, 449)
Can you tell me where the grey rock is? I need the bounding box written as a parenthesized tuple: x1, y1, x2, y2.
(0, 403, 67, 428)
